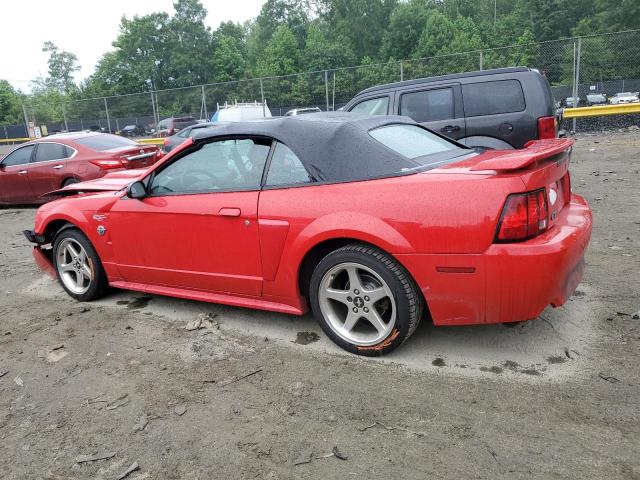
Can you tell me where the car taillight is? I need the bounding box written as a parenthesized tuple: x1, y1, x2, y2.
(560, 172, 571, 206)
(89, 159, 124, 170)
(538, 116, 557, 139)
(495, 189, 549, 242)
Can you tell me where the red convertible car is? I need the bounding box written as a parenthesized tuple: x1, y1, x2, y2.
(0, 132, 161, 205)
(24, 114, 592, 355)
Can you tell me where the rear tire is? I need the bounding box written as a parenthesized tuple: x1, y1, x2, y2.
(309, 243, 424, 356)
(53, 228, 109, 301)
(62, 178, 79, 187)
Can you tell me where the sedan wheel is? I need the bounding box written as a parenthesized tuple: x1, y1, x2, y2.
(310, 243, 424, 356)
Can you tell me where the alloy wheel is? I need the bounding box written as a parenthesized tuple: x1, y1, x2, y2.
(56, 238, 93, 295)
(318, 262, 396, 346)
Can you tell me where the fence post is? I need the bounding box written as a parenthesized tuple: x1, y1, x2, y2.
(325, 70, 330, 111)
(400, 61, 404, 81)
(104, 98, 111, 133)
(571, 38, 582, 133)
(150, 92, 157, 128)
(201, 85, 208, 120)
(259, 78, 266, 117)
(479, 51, 484, 71)
(3, 125, 7, 140)
(22, 104, 30, 138)
(332, 71, 336, 111)
(61, 104, 68, 132)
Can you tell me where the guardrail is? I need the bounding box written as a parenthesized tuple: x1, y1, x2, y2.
(563, 102, 640, 118)
(0, 137, 30, 144)
(135, 138, 165, 146)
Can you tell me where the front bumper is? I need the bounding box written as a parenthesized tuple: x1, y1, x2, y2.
(23, 230, 46, 244)
(398, 194, 592, 326)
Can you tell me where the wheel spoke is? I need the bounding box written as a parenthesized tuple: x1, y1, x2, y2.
(81, 263, 92, 279)
(324, 288, 351, 306)
(343, 310, 360, 332)
(75, 269, 85, 286)
(364, 286, 387, 303)
(66, 244, 79, 260)
(345, 266, 363, 292)
(365, 309, 387, 334)
(60, 263, 75, 272)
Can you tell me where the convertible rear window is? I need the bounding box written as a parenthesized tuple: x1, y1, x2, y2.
(75, 135, 137, 151)
(369, 124, 456, 159)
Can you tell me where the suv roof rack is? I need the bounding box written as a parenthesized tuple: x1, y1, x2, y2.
(357, 66, 531, 96)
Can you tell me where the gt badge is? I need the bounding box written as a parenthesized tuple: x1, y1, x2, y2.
(97, 225, 106, 236)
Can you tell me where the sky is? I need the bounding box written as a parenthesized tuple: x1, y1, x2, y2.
(0, 0, 266, 92)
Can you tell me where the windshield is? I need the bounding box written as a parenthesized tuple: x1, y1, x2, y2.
(368, 124, 472, 171)
(75, 134, 137, 151)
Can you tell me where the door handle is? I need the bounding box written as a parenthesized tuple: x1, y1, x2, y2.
(53, 165, 64, 170)
(218, 207, 241, 217)
(440, 125, 461, 133)
(18, 170, 27, 175)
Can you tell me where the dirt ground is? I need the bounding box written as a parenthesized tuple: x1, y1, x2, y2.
(0, 131, 639, 480)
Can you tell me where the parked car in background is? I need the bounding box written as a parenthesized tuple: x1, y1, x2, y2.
(285, 107, 322, 116)
(563, 96, 581, 108)
(162, 122, 220, 153)
(343, 67, 558, 150)
(586, 93, 607, 106)
(118, 124, 147, 137)
(211, 101, 272, 122)
(0, 133, 161, 205)
(155, 116, 198, 137)
(25, 113, 591, 355)
(609, 92, 640, 104)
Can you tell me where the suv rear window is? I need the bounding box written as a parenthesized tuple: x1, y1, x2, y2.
(75, 135, 137, 151)
(462, 80, 525, 116)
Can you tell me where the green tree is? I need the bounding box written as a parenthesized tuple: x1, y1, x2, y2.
(41, 41, 80, 94)
(380, 0, 433, 61)
(0, 80, 23, 124)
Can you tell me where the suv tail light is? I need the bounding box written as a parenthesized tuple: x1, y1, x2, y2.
(90, 159, 124, 170)
(495, 189, 549, 242)
(538, 116, 557, 139)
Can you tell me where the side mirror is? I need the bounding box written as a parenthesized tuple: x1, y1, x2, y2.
(127, 180, 147, 199)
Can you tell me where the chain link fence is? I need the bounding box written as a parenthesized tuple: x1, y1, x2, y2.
(6, 29, 640, 139)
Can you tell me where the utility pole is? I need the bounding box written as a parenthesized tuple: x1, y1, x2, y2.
(259, 78, 266, 117)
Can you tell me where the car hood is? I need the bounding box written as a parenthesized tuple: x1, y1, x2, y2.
(44, 169, 148, 197)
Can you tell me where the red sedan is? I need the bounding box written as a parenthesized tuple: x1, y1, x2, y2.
(0, 132, 161, 205)
(24, 114, 592, 355)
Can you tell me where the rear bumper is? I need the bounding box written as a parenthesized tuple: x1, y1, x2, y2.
(398, 194, 592, 326)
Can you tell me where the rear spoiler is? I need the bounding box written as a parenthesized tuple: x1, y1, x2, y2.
(470, 138, 574, 171)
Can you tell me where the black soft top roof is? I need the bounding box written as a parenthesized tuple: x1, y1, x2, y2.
(191, 112, 425, 182)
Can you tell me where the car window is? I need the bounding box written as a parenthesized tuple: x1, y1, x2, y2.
(2, 145, 34, 167)
(349, 97, 389, 115)
(265, 142, 315, 187)
(462, 80, 525, 116)
(370, 124, 456, 159)
(149, 138, 270, 194)
(176, 129, 191, 138)
(75, 135, 137, 151)
(400, 88, 454, 122)
(35, 143, 69, 162)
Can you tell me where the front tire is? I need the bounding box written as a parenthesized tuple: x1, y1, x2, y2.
(309, 243, 424, 356)
(53, 228, 109, 301)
